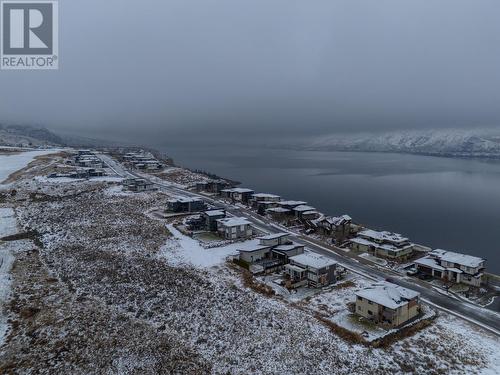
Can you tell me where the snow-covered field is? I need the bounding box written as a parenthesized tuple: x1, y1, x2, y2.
(0, 149, 60, 183)
(0, 152, 498, 374)
(160, 224, 250, 268)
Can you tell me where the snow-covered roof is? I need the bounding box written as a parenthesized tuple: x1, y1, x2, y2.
(302, 211, 318, 216)
(257, 232, 289, 240)
(356, 282, 420, 310)
(320, 215, 352, 226)
(277, 200, 307, 207)
(414, 256, 445, 271)
(266, 207, 291, 213)
(217, 217, 252, 227)
(167, 197, 202, 203)
(293, 205, 316, 212)
(222, 188, 254, 194)
(430, 249, 484, 268)
(251, 193, 280, 199)
(350, 237, 375, 246)
(350, 237, 412, 253)
(273, 244, 303, 252)
(290, 252, 337, 269)
(204, 210, 225, 217)
(237, 244, 271, 253)
(358, 229, 409, 244)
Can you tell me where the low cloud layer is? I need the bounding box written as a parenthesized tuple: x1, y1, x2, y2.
(1, 0, 499, 146)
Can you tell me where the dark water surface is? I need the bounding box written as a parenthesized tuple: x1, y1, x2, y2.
(164, 145, 500, 274)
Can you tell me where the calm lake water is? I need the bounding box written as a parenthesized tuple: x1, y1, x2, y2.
(164, 145, 500, 274)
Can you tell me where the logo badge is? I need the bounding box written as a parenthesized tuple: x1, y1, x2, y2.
(1, 1, 58, 70)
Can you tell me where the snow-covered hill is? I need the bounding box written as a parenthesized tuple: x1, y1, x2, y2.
(305, 129, 500, 158)
(0, 124, 62, 148)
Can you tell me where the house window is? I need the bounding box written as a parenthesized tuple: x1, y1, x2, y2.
(367, 310, 373, 315)
(357, 306, 361, 311)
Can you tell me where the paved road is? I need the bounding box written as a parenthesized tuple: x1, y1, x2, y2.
(98, 153, 500, 336)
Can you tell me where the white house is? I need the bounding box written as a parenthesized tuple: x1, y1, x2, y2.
(414, 249, 485, 286)
(350, 229, 414, 260)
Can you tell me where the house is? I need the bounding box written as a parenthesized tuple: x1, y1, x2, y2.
(257, 232, 291, 247)
(276, 200, 308, 210)
(123, 152, 163, 170)
(77, 149, 93, 156)
(293, 205, 317, 220)
(265, 207, 293, 221)
(202, 209, 226, 231)
(350, 229, 414, 260)
(123, 178, 157, 192)
(414, 249, 485, 286)
(86, 168, 106, 177)
(250, 193, 281, 205)
(355, 282, 421, 328)
(220, 188, 255, 203)
(216, 217, 253, 240)
(167, 197, 206, 213)
(313, 215, 352, 242)
(195, 181, 230, 194)
(284, 252, 338, 288)
(255, 200, 280, 215)
(235, 232, 303, 273)
(238, 244, 272, 264)
(142, 160, 163, 170)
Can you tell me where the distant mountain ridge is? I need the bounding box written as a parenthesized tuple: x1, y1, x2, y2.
(0, 124, 63, 147)
(0, 124, 126, 149)
(304, 129, 500, 158)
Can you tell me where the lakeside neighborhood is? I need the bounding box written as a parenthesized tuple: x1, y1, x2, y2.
(39, 148, 499, 312)
(0, 146, 499, 374)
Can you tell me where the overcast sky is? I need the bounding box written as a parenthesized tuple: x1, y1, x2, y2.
(1, 0, 499, 146)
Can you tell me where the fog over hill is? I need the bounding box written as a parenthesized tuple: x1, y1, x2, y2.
(303, 128, 500, 158)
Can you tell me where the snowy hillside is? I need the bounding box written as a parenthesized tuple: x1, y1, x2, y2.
(305, 129, 500, 158)
(0, 124, 62, 148)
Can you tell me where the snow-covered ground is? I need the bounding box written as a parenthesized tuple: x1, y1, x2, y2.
(0, 208, 17, 238)
(0, 151, 499, 374)
(0, 149, 60, 183)
(161, 224, 252, 268)
(0, 208, 18, 345)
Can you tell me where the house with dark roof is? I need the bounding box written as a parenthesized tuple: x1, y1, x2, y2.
(313, 215, 352, 242)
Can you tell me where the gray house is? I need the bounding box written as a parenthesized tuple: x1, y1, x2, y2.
(123, 178, 157, 192)
(313, 215, 352, 242)
(285, 252, 338, 288)
(202, 209, 226, 231)
(167, 197, 206, 213)
(220, 188, 255, 203)
(271, 244, 304, 263)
